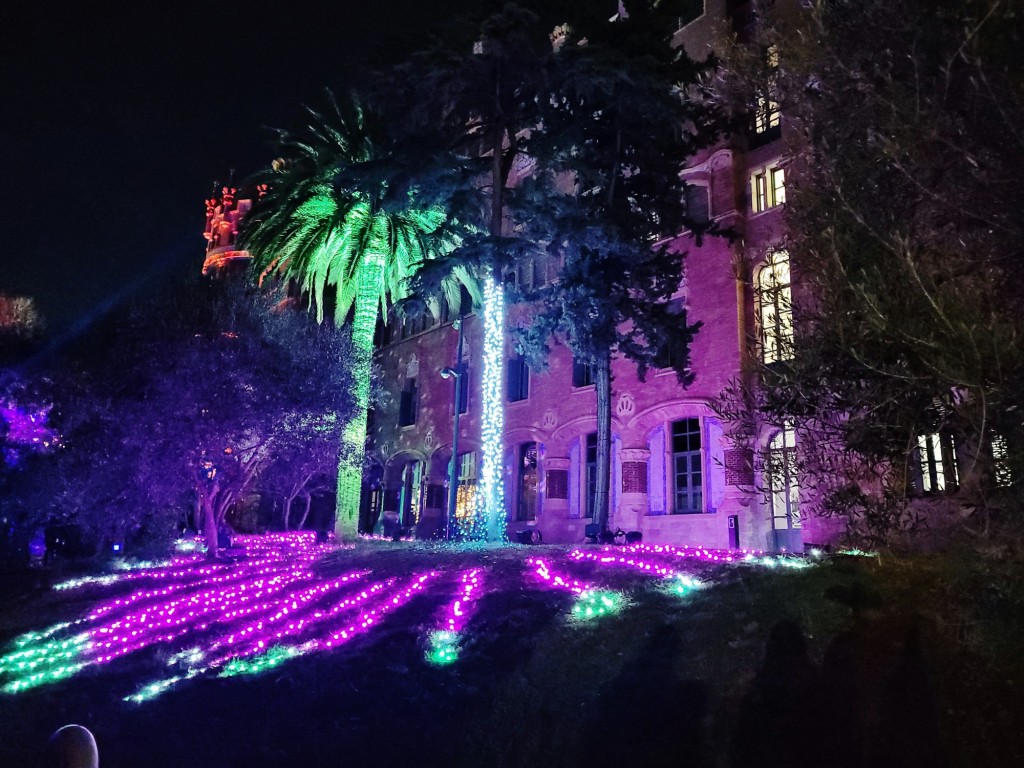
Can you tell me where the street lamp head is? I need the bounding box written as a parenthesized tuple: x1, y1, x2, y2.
(440, 367, 457, 379)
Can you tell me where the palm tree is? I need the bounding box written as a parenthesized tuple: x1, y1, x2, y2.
(240, 93, 474, 541)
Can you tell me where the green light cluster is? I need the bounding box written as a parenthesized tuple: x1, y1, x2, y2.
(425, 630, 460, 666)
(0, 631, 89, 693)
(837, 548, 877, 558)
(218, 645, 301, 678)
(669, 575, 705, 597)
(571, 590, 622, 621)
(167, 646, 206, 668)
(54, 574, 122, 591)
(124, 673, 197, 704)
(752, 555, 813, 570)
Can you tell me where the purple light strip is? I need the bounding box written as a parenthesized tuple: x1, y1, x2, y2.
(439, 568, 484, 634)
(621, 542, 763, 563)
(567, 548, 679, 578)
(89, 562, 323, 664)
(170, 571, 439, 682)
(311, 571, 439, 649)
(526, 558, 595, 594)
(85, 554, 318, 624)
(204, 575, 394, 666)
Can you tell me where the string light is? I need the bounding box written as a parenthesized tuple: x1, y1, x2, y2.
(527, 558, 594, 594)
(426, 631, 460, 665)
(475, 275, 506, 542)
(571, 591, 622, 620)
(424, 568, 484, 666)
(1, 534, 818, 701)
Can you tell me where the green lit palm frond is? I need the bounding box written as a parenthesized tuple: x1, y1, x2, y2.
(240, 91, 478, 327)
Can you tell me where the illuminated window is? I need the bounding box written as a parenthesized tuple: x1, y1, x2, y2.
(751, 165, 785, 213)
(671, 418, 703, 514)
(754, 95, 780, 135)
(767, 425, 800, 531)
(756, 251, 794, 364)
(917, 432, 958, 493)
(454, 452, 478, 531)
(507, 356, 530, 402)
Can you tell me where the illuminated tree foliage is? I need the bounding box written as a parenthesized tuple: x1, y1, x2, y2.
(3, 275, 354, 558)
(706, 0, 1024, 542)
(240, 93, 473, 541)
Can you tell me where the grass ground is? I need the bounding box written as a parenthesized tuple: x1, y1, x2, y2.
(0, 539, 1021, 767)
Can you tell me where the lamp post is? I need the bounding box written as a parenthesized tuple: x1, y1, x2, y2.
(440, 316, 465, 540)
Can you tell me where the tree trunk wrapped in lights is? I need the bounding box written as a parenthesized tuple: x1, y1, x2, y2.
(476, 274, 506, 542)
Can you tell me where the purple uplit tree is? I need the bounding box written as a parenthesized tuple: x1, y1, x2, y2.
(0, 386, 59, 469)
(6, 272, 356, 558)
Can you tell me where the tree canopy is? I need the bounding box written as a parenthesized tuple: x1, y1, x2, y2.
(2, 274, 355, 558)
(512, 0, 717, 530)
(705, 0, 1024, 541)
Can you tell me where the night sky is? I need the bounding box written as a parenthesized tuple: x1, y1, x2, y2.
(1, 1, 487, 335)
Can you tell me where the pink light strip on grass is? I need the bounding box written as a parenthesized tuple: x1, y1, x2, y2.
(527, 558, 595, 594)
(203, 575, 394, 666)
(310, 570, 439, 649)
(567, 548, 680, 578)
(442, 568, 483, 634)
(90, 563, 323, 664)
(133, 571, 439, 695)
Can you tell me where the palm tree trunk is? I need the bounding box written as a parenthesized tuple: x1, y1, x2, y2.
(594, 349, 613, 531)
(334, 251, 385, 540)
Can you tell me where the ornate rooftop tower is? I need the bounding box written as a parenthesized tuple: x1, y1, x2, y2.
(202, 182, 265, 275)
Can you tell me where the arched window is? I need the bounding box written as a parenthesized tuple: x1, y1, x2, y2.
(399, 460, 424, 528)
(766, 426, 800, 534)
(756, 250, 794, 364)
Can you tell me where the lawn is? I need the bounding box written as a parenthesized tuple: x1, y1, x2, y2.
(0, 534, 1020, 767)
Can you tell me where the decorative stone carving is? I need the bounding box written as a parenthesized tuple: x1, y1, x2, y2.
(616, 392, 636, 418)
(423, 429, 436, 450)
(541, 409, 558, 431)
(406, 354, 420, 379)
(380, 442, 391, 458)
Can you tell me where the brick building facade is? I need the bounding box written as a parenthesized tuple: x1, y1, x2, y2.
(364, 1, 838, 551)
